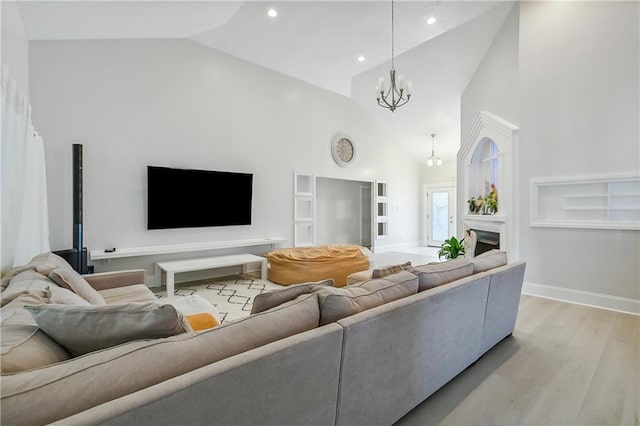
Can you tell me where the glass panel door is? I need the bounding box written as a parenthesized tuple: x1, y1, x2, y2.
(425, 185, 456, 246)
(431, 191, 449, 243)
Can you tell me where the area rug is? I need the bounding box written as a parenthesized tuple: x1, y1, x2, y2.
(159, 276, 284, 323)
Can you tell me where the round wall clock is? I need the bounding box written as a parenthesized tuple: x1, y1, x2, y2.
(331, 133, 355, 167)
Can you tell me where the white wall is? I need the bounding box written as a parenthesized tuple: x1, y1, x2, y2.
(316, 177, 369, 246)
(28, 39, 421, 280)
(518, 1, 639, 301)
(462, 1, 639, 304)
(461, 3, 519, 140)
(1, 1, 29, 96)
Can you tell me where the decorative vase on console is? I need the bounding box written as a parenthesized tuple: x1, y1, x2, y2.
(475, 196, 485, 215)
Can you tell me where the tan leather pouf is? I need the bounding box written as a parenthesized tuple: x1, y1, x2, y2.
(266, 245, 371, 287)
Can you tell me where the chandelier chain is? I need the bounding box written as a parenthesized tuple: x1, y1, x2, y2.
(391, 0, 395, 69)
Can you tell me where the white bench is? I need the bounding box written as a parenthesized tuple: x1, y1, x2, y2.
(156, 254, 267, 296)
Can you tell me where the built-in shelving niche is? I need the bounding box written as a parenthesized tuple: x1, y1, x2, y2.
(375, 181, 388, 239)
(530, 173, 640, 230)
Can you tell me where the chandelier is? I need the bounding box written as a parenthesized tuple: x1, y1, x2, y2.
(376, 0, 412, 112)
(427, 133, 442, 167)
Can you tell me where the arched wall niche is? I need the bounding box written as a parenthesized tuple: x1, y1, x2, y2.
(457, 111, 519, 259)
(468, 137, 500, 202)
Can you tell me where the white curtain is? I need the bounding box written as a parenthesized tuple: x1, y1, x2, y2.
(1, 65, 50, 271)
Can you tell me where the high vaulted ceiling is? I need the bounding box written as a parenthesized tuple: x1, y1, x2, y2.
(17, 1, 514, 164)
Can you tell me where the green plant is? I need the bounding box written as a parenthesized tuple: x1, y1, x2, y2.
(438, 236, 465, 260)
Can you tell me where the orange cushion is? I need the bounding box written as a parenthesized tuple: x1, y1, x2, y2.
(184, 313, 219, 331)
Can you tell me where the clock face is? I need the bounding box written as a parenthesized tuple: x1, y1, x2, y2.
(331, 134, 355, 167)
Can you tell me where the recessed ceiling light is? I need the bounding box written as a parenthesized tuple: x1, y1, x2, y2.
(426, 16, 436, 25)
(357, 55, 366, 62)
(267, 8, 278, 18)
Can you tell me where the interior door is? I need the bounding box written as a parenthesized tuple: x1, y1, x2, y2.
(359, 184, 373, 249)
(425, 185, 456, 247)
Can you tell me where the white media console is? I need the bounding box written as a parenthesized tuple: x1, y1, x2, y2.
(89, 237, 287, 287)
(89, 237, 287, 260)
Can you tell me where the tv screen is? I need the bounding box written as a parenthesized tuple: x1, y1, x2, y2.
(147, 166, 253, 230)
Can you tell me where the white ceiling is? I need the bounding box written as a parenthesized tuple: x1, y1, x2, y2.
(17, 0, 514, 163)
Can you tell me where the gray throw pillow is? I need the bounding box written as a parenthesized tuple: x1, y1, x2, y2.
(371, 261, 412, 279)
(251, 279, 334, 314)
(471, 249, 508, 273)
(26, 302, 190, 356)
(409, 258, 474, 291)
(312, 270, 418, 325)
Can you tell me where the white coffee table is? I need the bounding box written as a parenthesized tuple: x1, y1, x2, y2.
(156, 254, 267, 296)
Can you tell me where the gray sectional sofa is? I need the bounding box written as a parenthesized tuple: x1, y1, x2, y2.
(0, 250, 525, 425)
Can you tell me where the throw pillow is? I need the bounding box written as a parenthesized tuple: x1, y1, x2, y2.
(1, 270, 51, 308)
(29, 252, 72, 275)
(409, 258, 474, 291)
(371, 261, 412, 279)
(471, 249, 508, 273)
(25, 302, 190, 356)
(47, 285, 92, 306)
(250, 279, 334, 314)
(48, 267, 106, 305)
(312, 271, 418, 325)
(164, 295, 221, 331)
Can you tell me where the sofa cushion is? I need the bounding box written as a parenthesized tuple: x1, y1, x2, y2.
(0, 325, 71, 374)
(471, 249, 508, 273)
(48, 267, 106, 305)
(98, 284, 157, 304)
(409, 258, 474, 291)
(312, 270, 419, 325)
(0, 293, 320, 425)
(25, 302, 190, 356)
(250, 279, 334, 314)
(1, 290, 72, 373)
(372, 261, 412, 279)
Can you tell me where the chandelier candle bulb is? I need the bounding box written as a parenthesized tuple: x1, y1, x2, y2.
(398, 74, 405, 89)
(406, 81, 412, 95)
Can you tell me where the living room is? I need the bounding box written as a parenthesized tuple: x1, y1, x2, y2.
(1, 1, 638, 425)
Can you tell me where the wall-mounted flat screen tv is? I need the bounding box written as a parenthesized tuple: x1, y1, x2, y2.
(147, 166, 253, 230)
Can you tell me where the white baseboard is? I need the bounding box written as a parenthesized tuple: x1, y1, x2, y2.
(522, 281, 639, 316)
(374, 241, 422, 254)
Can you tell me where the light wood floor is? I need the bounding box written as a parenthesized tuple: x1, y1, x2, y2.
(395, 295, 639, 426)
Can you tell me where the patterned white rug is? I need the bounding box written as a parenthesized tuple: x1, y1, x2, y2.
(158, 276, 284, 323)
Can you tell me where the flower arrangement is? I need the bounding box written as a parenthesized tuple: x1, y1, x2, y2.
(468, 183, 498, 214)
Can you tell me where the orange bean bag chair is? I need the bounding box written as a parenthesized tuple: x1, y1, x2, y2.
(266, 245, 371, 287)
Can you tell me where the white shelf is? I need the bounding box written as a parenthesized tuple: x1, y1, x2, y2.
(531, 173, 640, 230)
(375, 181, 388, 239)
(90, 237, 287, 260)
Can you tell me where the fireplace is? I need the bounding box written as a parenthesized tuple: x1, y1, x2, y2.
(457, 111, 519, 259)
(473, 229, 500, 256)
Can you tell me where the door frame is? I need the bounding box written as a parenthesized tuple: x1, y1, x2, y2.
(423, 183, 456, 247)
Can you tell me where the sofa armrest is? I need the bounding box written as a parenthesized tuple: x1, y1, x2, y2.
(82, 270, 147, 291)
